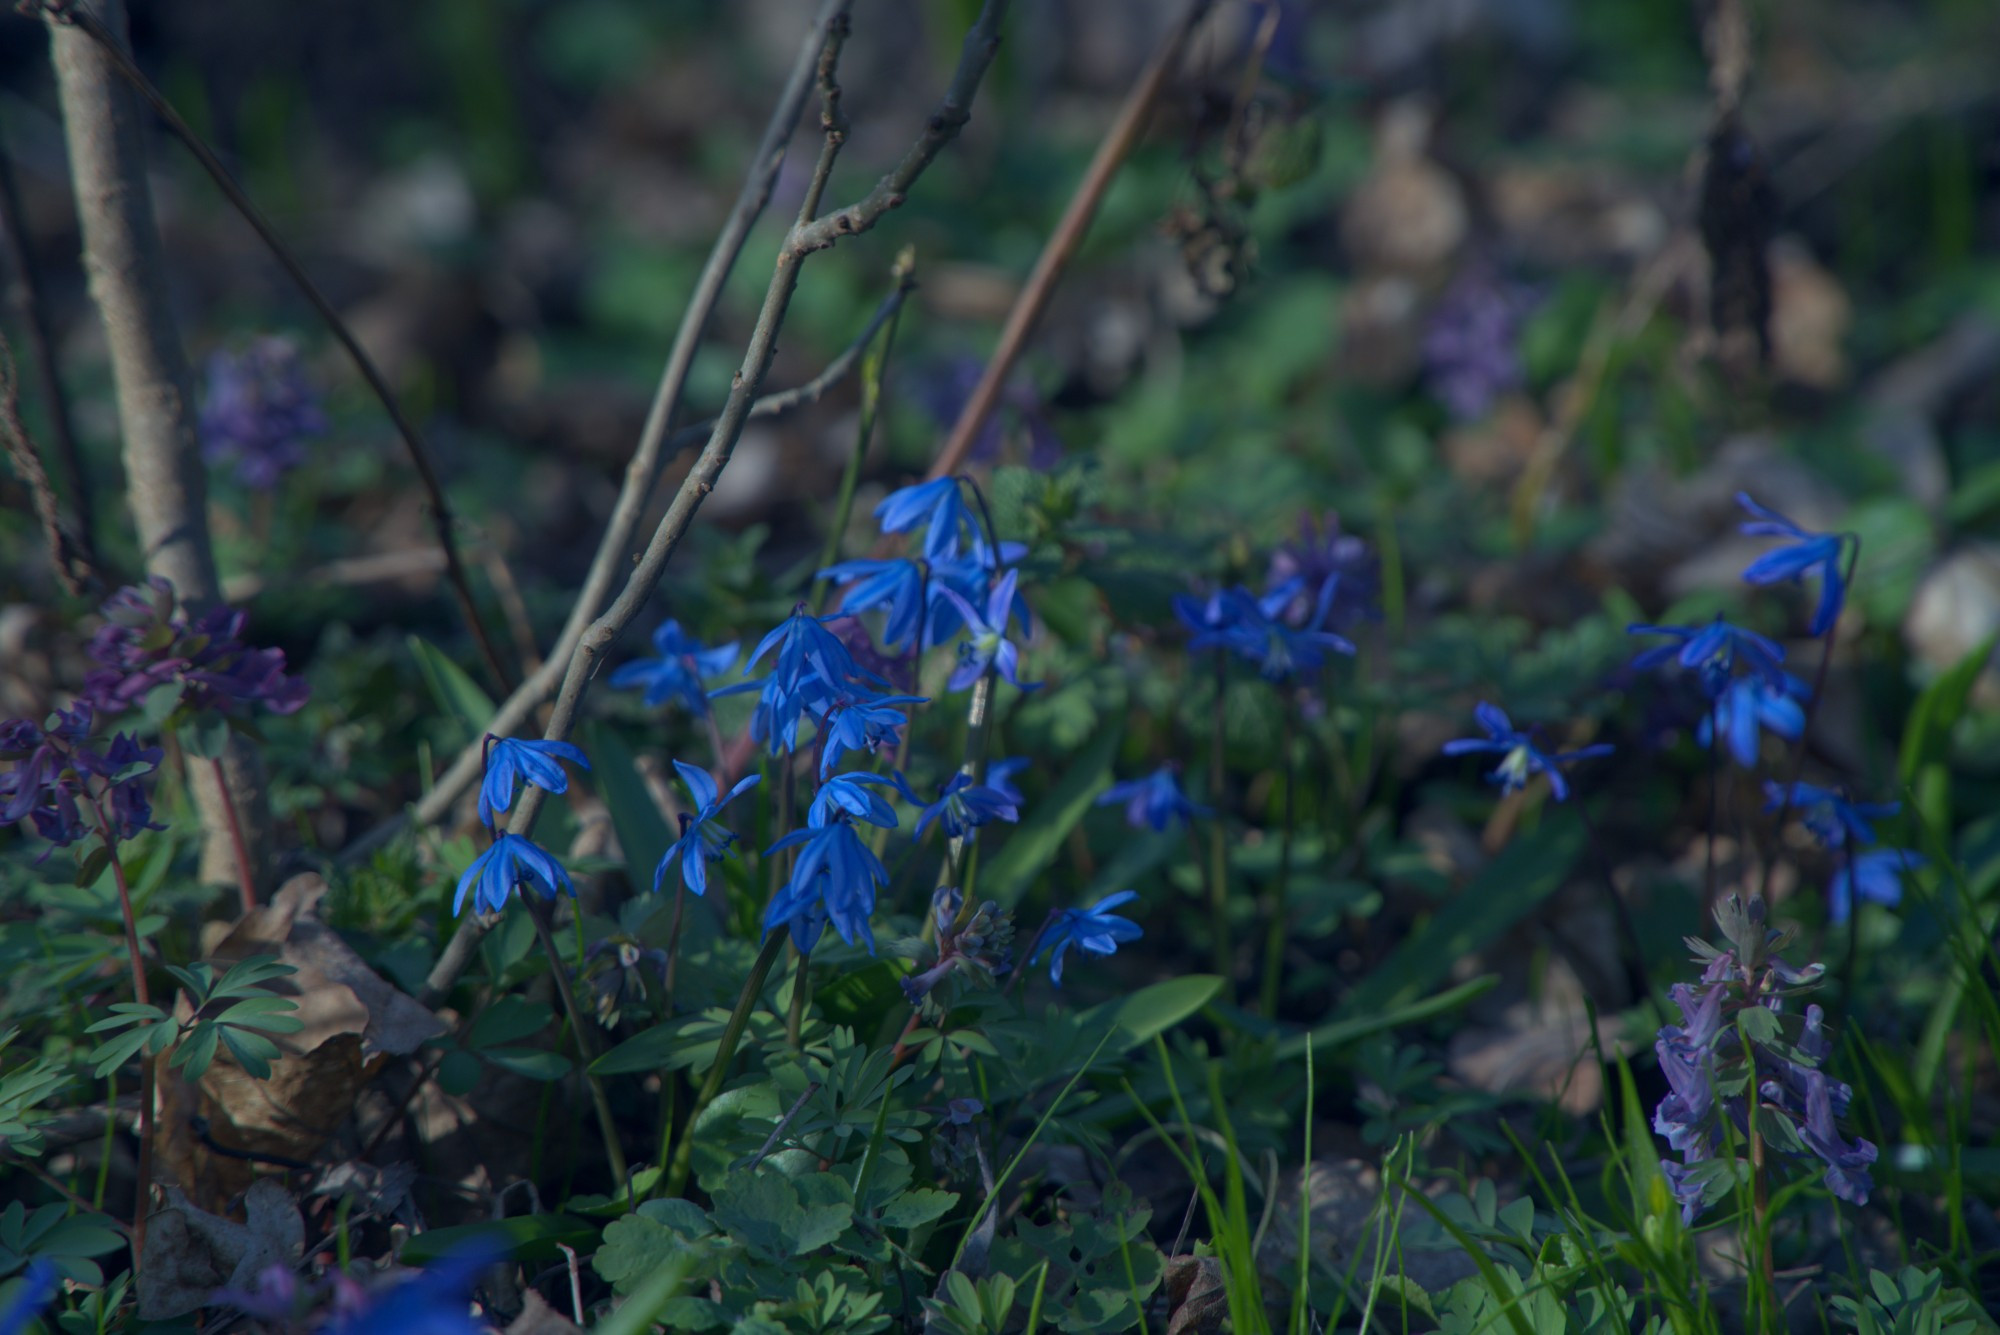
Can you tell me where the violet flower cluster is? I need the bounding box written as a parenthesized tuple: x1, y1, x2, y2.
(81, 578, 309, 721)
(0, 705, 161, 851)
(1653, 897, 1876, 1225)
(198, 335, 326, 491)
(1421, 263, 1536, 422)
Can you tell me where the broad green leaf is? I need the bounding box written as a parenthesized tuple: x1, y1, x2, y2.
(1897, 632, 1995, 836)
(466, 997, 556, 1051)
(1273, 974, 1499, 1062)
(396, 1213, 600, 1266)
(879, 1188, 958, 1230)
(1081, 975, 1222, 1055)
(594, 1214, 691, 1296)
(481, 1048, 571, 1081)
(984, 723, 1123, 908)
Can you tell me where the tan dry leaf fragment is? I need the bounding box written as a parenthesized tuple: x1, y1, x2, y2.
(136, 1178, 303, 1319)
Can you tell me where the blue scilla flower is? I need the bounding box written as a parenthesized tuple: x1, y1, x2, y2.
(897, 770, 1021, 839)
(984, 756, 1029, 809)
(765, 821, 890, 951)
(1762, 781, 1896, 849)
(478, 736, 589, 830)
(1190, 579, 1356, 681)
(821, 558, 928, 650)
(656, 761, 760, 896)
(1173, 587, 1242, 652)
(1828, 847, 1923, 924)
(808, 770, 901, 828)
(0, 1258, 58, 1335)
(1628, 616, 1787, 699)
(1697, 673, 1806, 767)
(1097, 765, 1205, 831)
(720, 605, 880, 755)
(609, 618, 739, 714)
(454, 832, 573, 915)
(926, 536, 1030, 647)
(1738, 493, 1847, 636)
(875, 477, 967, 561)
(812, 689, 926, 777)
(323, 1242, 502, 1335)
(1033, 891, 1143, 984)
(1441, 702, 1613, 802)
(938, 568, 1035, 692)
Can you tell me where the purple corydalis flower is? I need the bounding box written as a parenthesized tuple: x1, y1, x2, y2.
(1828, 848, 1922, 924)
(1097, 765, 1205, 831)
(1738, 493, 1846, 636)
(0, 707, 161, 850)
(1697, 674, 1805, 767)
(655, 760, 759, 897)
(903, 886, 1015, 1004)
(1628, 616, 1787, 699)
(1441, 701, 1612, 802)
(1032, 891, 1142, 984)
(1267, 511, 1378, 630)
(454, 832, 573, 915)
(1762, 781, 1896, 849)
(1421, 263, 1535, 421)
(80, 578, 308, 718)
(199, 335, 326, 490)
(608, 619, 739, 714)
(477, 736, 589, 830)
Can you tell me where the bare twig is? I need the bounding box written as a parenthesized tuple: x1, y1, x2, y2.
(925, 0, 1213, 482)
(419, 0, 1011, 1009)
(0, 132, 95, 591)
(0, 331, 91, 592)
(42, 0, 514, 694)
(339, 261, 915, 870)
(45, 0, 272, 894)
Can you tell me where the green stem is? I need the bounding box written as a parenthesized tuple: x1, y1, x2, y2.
(665, 930, 789, 1195)
(526, 899, 629, 1188)
(810, 265, 909, 612)
(786, 942, 811, 1048)
(1258, 705, 1296, 1019)
(1207, 650, 1232, 984)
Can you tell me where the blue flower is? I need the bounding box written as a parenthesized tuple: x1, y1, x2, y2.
(821, 559, 929, 650)
(1628, 616, 1788, 698)
(1184, 580, 1357, 681)
(926, 536, 1030, 648)
(719, 605, 880, 755)
(453, 832, 574, 915)
(0, 1258, 58, 1335)
(984, 757, 1029, 809)
(764, 821, 890, 951)
(812, 689, 926, 777)
(323, 1242, 501, 1335)
(1033, 891, 1143, 984)
(1097, 765, 1205, 830)
(1762, 781, 1896, 849)
(1697, 674, 1806, 767)
(807, 771, 901, 828)
(1173, 588, 1243, 651)
(874, 477, 967, 561)
(1828, 848, 1923, 924)
(897, 770, 1021, 839)
(1738, 493, 1846, 636)
(655, 761, 760, 897)
(608, 618, 740, 714)
(478, 737, 590, 830)
(938, 569, 1035, 691)
(1441, 702, 1613, 802)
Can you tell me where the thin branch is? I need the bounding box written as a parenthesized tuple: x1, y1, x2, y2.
(0, 126, 95, 590)
(419, 0, 1011, 1008)
(339, 269, 915, 870)
(0, 330, 90, 592)
(925, 0, 1213, 481)
(42, 0, 514, 694)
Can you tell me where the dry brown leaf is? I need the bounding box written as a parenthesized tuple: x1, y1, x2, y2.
(137, 1178, 303, 1320)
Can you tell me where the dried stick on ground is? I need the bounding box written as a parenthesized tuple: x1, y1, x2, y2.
(0, 133, 95, 592)
(44, 0, 514, 695)
(925, 0, 1214, 482)
(419, 0, 1012, 1007)
(45, 0, 273, 894)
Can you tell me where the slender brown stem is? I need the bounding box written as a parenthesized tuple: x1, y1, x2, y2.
(925, 0, 1214, 481)
(526, 899, 628, 1187)
(83, 795, 150, 1267)
(207, 755, 258, 915)
(47, 0, 512, 694)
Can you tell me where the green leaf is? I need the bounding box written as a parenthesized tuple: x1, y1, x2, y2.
(466, 997, 556, 1051)
(174, 1025, 222, 1081)
(1898, 632, 1996, 836)
(594, 1214, 694, 1296)
(438, 1049, 483, 1096)
(408, 635, 497, 748)
(1337, 819, 1582, 1018)
(709, 1172, 853, 1261)
(217, 1026, 284, 1078)
(71, 845, 110, 891)
(88, 1026, 159, 1080)
(592, 1015, 701, 1077)
(1274, 973, 1498, 1061)
(583, 722, 675, 897)
(481, 1048, 572, 1081)
(879, 1188, 958, 1230)
(984, 723, 1123, 907)
(1081, 975, 1222, 1055)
